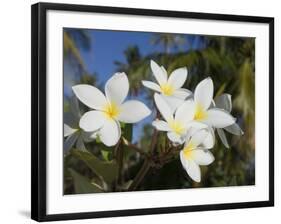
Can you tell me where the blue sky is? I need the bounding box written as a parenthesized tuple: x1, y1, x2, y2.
(64, 29, 199, 142)
(79, 29, 192, 83)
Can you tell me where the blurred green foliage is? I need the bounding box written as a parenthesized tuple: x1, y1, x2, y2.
(63, 30, 255, 194)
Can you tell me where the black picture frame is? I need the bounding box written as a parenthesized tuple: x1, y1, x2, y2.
(31, 2, 274, 222)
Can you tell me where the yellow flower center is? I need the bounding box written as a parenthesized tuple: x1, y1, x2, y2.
(194, 103, 208, 121)
(183, 142, 195, 160)
(168, 120, 185, 135)
(160, 83, 174, 96)
(103, 102, 120, 120)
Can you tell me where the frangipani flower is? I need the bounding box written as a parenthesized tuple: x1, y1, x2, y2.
(191, 77, 236, 129)
(152, 93, 206, 144)
(214, 94, 244, 148)
(72, 72, 151, 147)
(64, 96, 96, 153)
(142, 60, 191, 112)
(180, 129, 215, 182)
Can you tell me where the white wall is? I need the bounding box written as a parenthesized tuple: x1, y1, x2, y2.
(0, 0, 279, 223)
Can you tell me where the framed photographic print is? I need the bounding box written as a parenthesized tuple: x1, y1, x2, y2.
(31, 2, 274, 222)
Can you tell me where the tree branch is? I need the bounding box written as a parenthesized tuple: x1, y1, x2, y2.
(117, 143, 124, 187)
(128, 159, 151, 191)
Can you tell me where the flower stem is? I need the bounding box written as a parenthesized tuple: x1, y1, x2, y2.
(114, 139, 123, 191)
(128, 159, 151, 191)
(117, 144, 124, 186)
(150, 129, 158, 154)
(128, 126, 159, 190)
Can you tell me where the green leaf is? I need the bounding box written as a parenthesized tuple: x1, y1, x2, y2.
(72, 149, 118, 184)
(120, 122, 126, 128)
(123, 123, 133, 142)
(69, 168, 103, 194)
(99, 144, 114, 152)
(95, 135, 101, 143)
(101, 150, 110, 161)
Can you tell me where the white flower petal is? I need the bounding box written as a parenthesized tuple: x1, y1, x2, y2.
(194, 77, 214, 110)
(180, 152, 201, 183)
(72, 84, 107, 110)
(82, 131, 96, 142)
(79, 111, 106, 132)
(161, 66, 168, 77)
(152, 120, 171, 131)
(105, 72, 129, 105)
(89, 132, 98, 140)
(180, 150, 187, 168)
(154, 93, 173, 121)
(142, 80, 161, 92)
(189, 129, 209, 148)
(184, 121, 209, 142)
(64, 124, 78, 137)
(175, 99, 195, 124)
(193, 149, 215, 166)
(224, 123, 244, 135)
(205, 108, 235, 128)
(186, 121, 208, 131)
(117, 100, 151, 123)
(215, 94, 232, 112)
(162, 95, 185, 113)
(99, 120, 121, 146)
(217, 128, 230, 148)
(167, 132, 184, 144)
(202, 128, 215, 149)
(150, 60, 167, 85)
(186, 160, 201, 182)
(168, 67, 188, 89)
(173, 88, 192, 100)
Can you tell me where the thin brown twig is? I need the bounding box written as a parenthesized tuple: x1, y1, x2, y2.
(150, 129, 158, 154)
(117, 142, 124, 187)
(113, 139, 122, 191)
(113, 139, 121, 159)
(128, 159, 151, 190)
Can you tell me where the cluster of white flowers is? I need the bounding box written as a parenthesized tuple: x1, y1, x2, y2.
(64, 60, 243, 183)
(143, 60, 242, 182)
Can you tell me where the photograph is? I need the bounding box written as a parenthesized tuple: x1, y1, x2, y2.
(63, 28, 255, 194)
